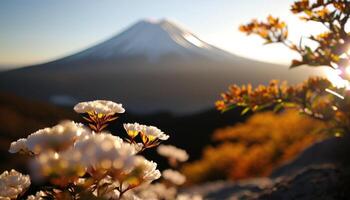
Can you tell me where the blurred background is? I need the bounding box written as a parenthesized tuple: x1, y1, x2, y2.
(0, 0, 338, 189)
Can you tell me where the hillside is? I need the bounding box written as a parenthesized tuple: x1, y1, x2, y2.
(0, 92, 247, 172)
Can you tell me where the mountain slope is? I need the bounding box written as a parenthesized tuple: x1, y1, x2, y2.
(0, 19, 323, 114)
(67, 19, 234, 62)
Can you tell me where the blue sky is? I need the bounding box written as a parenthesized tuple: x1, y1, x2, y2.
(0, 0, 319, 69)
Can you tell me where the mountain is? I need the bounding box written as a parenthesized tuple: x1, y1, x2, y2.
(67, 19, 234, 62)
(0, 19, 323, 114)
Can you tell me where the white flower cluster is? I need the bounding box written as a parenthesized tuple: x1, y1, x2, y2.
(30, 149, 86, 184)
(74, 133, 135, 171)
(162, 169, 186, 185)
(0, 170, 30, 199)
(135, 183, 177, 200)
(133, 156, 161, 184)
(157, 145, 189, 162)
(27, 130, 161, 186)
(132, 183, 201, 200)
(9, 121, 88, 154)
(74, 100, 125, 115)
(91, 175, 142, 200)
(7, 120, 162, 196)
(6, 100, 198, 200)
(176, 194, 203, 200)
(8, 138, 28, 154)
(26, 191, 46, 200)
(124, 122, 169, 141)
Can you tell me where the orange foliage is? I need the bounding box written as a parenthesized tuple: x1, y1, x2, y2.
(182, 109, 325, 184)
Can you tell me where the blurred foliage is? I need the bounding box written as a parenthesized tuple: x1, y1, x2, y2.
(217, 0, 350, 137)
(216, 77, 350, 135)
(202, 0, 350, 186)
(182, 109, 326, 183)
(240, 0, 350, 69)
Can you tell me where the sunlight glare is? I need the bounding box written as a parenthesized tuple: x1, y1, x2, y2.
(346, 66, 350, 75)
(325, 88, 344, 99)
(325, 68, 350, 89)
(54, 152, 59, 159)
(184, 34, 206, 48)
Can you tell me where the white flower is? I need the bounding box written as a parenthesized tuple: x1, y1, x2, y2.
(123, 123, 143, 138)
(94, 176, 119, 199)
(102, 189, 120, 200)
(133, 156, 161, 184)
(124, 123, 169, 141)
(10, 121, 89, 154)
(121, 193, 142, 200)
(162, 169, 186, 185)
(142, 125, 169, 141)
(125, 195, 142, 200)
(0, 169, 30, 199)
(74, 178, 86, 186)
(74, 132, 160, 185)
(157, 145, 189, 162)
(136, 183, 177, 200)
(9, 138, 29, 154)
(94, 176, 141, 200)
(74, 100, 125, 115)
(176, 194, 203, 200)
(26, 191, 46, 200)
(30, 150, 86, 184)
(121, 156, 161, 188)
(74, 133, 136, 172)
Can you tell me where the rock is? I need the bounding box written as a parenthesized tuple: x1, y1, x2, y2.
(185, 164, 350, 200)
(183, 178, 274, 200)
(250, 164, 350, 200)
(271, 135, 350, 178)
(185, 136, 350, 200)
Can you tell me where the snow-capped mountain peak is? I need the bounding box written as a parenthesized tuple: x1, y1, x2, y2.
(72, 18, 231, 61)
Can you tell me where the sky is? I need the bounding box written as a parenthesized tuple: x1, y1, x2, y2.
(0, 0, 325, 69)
